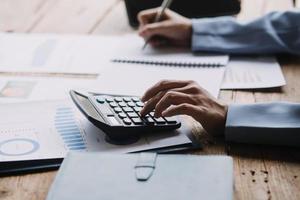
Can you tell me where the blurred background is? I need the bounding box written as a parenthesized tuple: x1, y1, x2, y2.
(0, 0, 297, 35)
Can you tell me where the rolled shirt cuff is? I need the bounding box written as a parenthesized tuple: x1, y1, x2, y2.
(225, 102, 300, 147)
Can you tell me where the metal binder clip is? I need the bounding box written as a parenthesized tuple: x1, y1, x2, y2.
(135, 153, 157, 181)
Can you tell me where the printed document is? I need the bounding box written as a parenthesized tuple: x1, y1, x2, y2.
(0, 100, 192, 162)
(0, 77, 98, 103)
(222, 56, 286, 89)
(0, 33, 117, 74)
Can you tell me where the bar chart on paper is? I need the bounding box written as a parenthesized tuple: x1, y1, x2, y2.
(0, 100, 195, 164)
(54, 107, 86, 151)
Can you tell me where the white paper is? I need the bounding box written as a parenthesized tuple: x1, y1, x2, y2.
(0, 33, 118, 74)
(0, 100, 192, 162)
(112, 35, 229, 66)
(94, 62, 225, 98)
(0, 77, 99, 103)
(83, 115, 192, 153)
(221, 56, 286, 89)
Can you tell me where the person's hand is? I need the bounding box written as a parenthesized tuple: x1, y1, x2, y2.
(140, 80, 228, 135)
(138, 8, 192, 47)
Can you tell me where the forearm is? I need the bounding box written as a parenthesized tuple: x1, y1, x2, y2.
(191, 10, 300, 55)
(225, 102, 300, 147)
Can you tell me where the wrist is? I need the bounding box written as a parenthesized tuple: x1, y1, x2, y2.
(184, 20, 192, 46)
(213, 103, 228, 136)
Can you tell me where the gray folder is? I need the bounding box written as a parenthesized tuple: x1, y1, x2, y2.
(47, 152, 233, 200)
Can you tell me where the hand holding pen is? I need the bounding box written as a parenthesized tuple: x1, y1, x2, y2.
(141, 0, 173, 49)
(138, 2, 192, 48)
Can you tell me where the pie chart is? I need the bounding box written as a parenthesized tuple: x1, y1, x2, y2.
(0, 138, 40, 156)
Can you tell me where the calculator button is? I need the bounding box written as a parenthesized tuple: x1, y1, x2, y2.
(123, 107, 134, 112)
(127, 112, 139, 118)
(132, 97, 140, 102)
(154, 117, 166, 124)
(136, 102, 144, 107)
(113, 107, 122, 113)
(144, 116, 155, 125)
(133, 107, 142, 112)
(96, 97, 105, 104)
(114, 97, 123, 102)
(109, 102, 118, 108)
(123, 118, 132, 125)
(118, 113, 127, 119)
(118, 102, 127, 107)
(105, 97, 114, 102)
(164, 116, 177, 124)
(123, 97, 131, 102)
(127, 102, 136, 107)
(132, 118, 143, 125)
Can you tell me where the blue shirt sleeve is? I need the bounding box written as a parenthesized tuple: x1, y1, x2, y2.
(225, 102, 300, 147)
(191, 9, 300, 55)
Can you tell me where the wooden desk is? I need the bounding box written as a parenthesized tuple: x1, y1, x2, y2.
(0, 0, 299, 199)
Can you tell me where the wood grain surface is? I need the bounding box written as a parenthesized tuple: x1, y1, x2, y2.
(0, 0, 299, 200)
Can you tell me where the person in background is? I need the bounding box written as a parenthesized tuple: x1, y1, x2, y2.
(138, 8, 300, 54)
(138, 9, 300, 147)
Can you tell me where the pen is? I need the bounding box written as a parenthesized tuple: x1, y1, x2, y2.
(142, 0, 173, 50)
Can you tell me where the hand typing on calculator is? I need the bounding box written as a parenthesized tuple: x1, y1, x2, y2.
(70, 78, 227, 142)
(139, 80, 228, 136)
(70, 90, 181, 142)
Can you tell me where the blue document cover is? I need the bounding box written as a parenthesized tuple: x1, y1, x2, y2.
(47, 153, 233, 200)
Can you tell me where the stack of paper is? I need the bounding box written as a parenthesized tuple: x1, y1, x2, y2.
(0, 33, 286, 91)
(0, 33, 288, 176)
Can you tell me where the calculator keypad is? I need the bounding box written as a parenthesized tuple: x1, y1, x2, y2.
(93, 95, 178, 127)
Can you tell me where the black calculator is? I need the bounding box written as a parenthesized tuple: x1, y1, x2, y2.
(70, 90, 181, 143)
